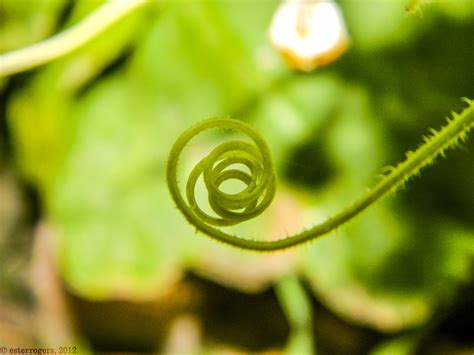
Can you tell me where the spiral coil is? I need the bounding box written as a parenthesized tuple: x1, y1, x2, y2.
(167, 118, 276, 230)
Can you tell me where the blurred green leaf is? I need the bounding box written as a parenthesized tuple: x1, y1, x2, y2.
(0, 0, 64, 52)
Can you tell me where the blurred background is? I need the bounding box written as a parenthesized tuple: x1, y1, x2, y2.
(1, 0, 473, 353)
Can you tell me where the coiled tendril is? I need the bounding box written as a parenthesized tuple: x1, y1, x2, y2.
(168, 101, 474, 251)
(167, 118, 283, 250)
(184, 119, 276, 227)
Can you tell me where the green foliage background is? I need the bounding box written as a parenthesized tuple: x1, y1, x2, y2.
(2, 0, 474, 342)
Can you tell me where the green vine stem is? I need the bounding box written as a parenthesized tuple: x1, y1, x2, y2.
(167, 99, 474, 251)
(0, 0, 146, 77)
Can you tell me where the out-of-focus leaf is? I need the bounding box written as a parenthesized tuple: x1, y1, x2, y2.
(339, 0, 421, 51)
(50, 75, 189, 298)
(434, 0, 474, 20)
(302, 205, 434, 332)
(7, 0, 148, 193)
(0, 0, 63, 52)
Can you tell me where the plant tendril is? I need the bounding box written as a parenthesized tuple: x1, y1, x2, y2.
(0, 0, 146, 77)
(167, 99, 474, 251)
(184, 120, 276, 227)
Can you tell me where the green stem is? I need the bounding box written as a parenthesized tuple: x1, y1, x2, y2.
(0, 0, 146, 77)
(168, 101, 474, 252)
(276, 275, 315, 355)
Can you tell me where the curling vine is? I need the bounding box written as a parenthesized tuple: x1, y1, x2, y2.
(167, 99, 474, 251)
